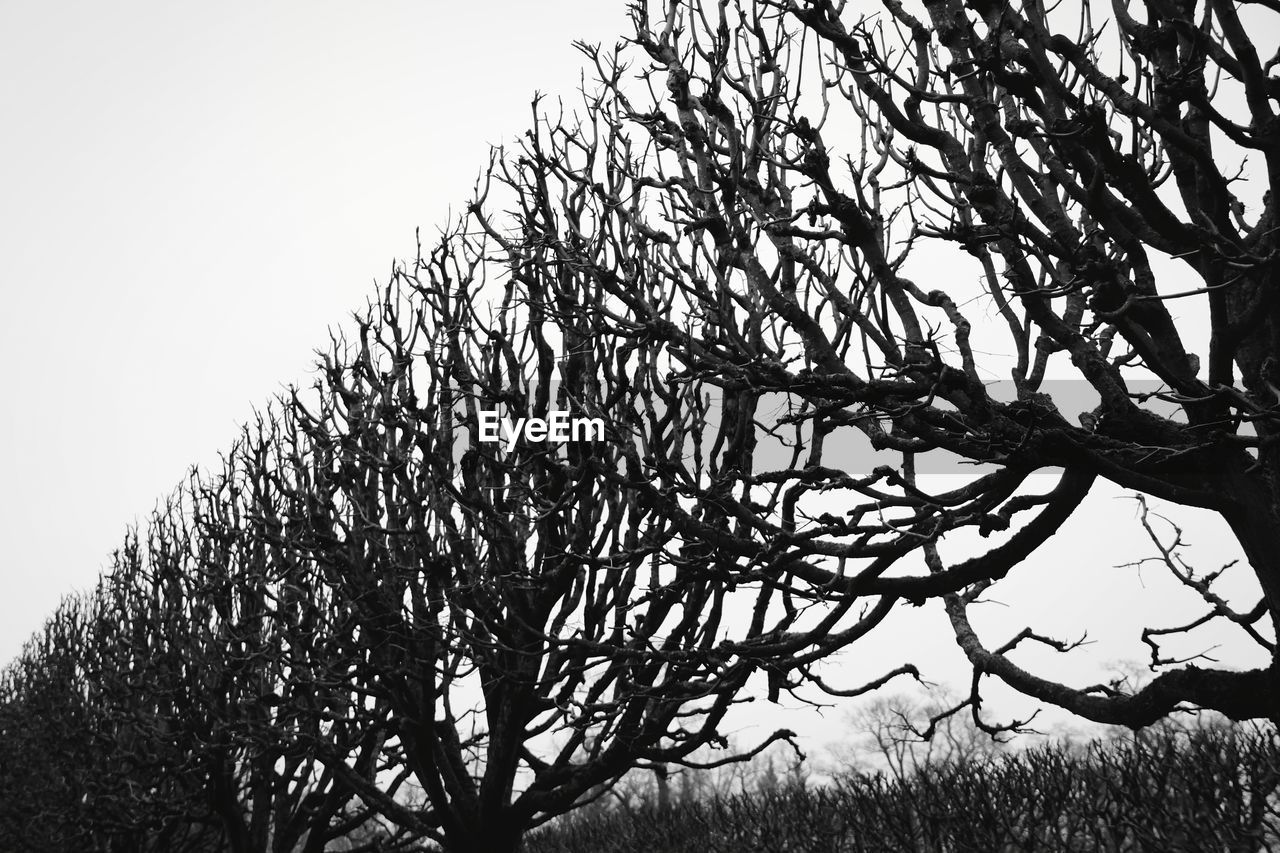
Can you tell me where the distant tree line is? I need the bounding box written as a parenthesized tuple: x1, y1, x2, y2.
(528, 722, 1280, 853)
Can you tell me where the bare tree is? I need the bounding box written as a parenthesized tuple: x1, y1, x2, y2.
(117, 459, 396, 853)
(0, 459, 394, 852)
(244, 223, 888, 853)
(493, 0, 1280, 733)
(838, 690, 1005, 782)
(0, 597, 135, 853)
(0, 588, 230, 852)
(8, 0, 1280, 848)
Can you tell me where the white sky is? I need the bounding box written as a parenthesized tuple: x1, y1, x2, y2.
(0, 1, 1266, 754)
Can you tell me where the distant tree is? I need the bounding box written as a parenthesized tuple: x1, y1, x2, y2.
(496, 0, 1280, 731)
(839, 690, 1004, 781)
(0, 598, 123, 852)
(0, 591, 230, 852)
(99, 464, 395, 853)
(0, 463, 393, 852)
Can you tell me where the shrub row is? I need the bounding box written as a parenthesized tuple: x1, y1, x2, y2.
(528, 724, 1280, 853)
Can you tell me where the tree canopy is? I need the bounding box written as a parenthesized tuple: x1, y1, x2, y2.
(512, 0, 1279, 727)
(3, 0, 1279, 850)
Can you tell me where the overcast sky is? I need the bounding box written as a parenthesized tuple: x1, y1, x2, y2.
(1, 1, 1264, 752)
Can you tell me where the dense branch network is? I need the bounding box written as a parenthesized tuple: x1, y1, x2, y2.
(3, 0, 1280, 850)
(495, 0, 1280, 728)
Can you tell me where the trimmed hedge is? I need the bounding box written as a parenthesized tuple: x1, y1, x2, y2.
(527, 724, 1280, 853)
